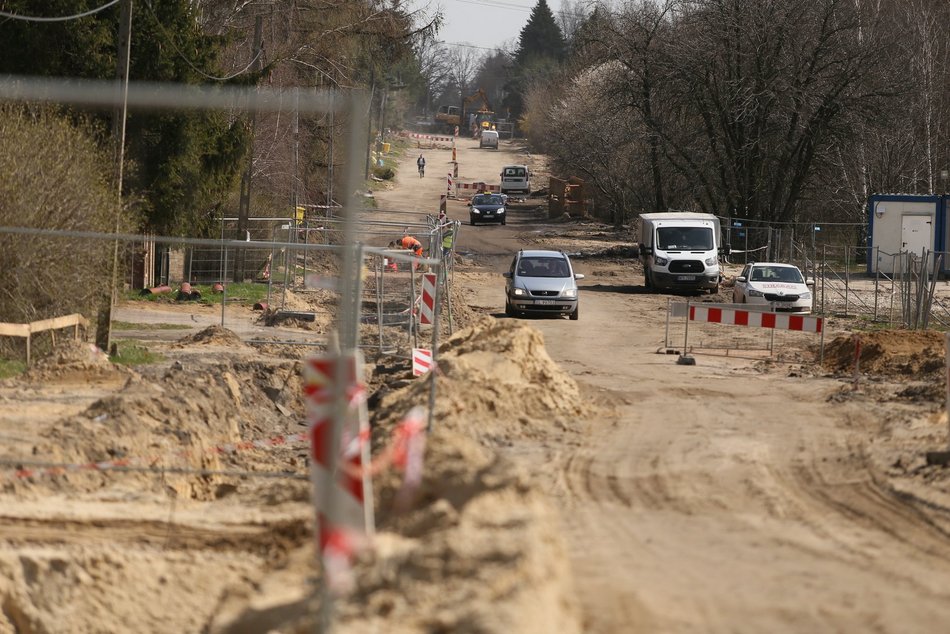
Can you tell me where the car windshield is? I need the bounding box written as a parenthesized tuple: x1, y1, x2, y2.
(473, 195, 503, 205)
(517, 256, 570, 278)
(750, 266, 804, 283)
(656, 226, 714, 250)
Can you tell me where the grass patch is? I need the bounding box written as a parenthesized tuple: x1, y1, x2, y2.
(113, 321, 191, 331)
(123, 282, 269, 306)
(110, 341, 163, 366)
(0, 358, 26, 379)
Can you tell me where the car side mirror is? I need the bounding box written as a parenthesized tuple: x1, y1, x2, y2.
(638, 243, 651, 256)
(502, 272, 511, 278)
(737, 276, 747, 282)
(806, 279, 815, 287)
(574, 273, 585, 280)
(721, 245, 732, 256)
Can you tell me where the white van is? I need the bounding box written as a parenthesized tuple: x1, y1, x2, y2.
(638, 212, 725, 293)
(500, 165, 531, 195)
(479, 130, 499, 149)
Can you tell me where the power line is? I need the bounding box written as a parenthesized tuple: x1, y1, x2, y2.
(0, 0, 120, 22)
(448, 0, 591, 18)
(439, 40, 506, 51)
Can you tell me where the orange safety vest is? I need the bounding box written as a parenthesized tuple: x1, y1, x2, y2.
(401, 236, 423, 254)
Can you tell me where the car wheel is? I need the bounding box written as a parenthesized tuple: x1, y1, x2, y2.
(501, 218, 506, 225)
(569, 305, 579, 321)
(470, 217, 476, 226)
(644, 269, 653, 289)
(505, 299, 513, 317)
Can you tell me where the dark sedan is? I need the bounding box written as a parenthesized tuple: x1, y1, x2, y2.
(469, 193, 506, 226)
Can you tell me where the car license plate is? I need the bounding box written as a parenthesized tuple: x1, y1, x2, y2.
(484, 214, 493, 218)
(536, 300, 555, 305)
(677, 275, 696, 281)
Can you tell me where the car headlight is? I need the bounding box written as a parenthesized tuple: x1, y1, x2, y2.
(512, 288, 527, 296)
(562, 288, 577, 298)
(748, 288, 764, 297)
(800, 291, 812, 300)
(705, 256, 718, 266)
(498, 208, 505, 214)
(472, 209, 481, 214)
(654, 256, 668, 266)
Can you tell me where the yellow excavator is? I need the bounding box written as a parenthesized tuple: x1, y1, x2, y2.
(462, 88, 495, 136)
(433, 88, 495, 136)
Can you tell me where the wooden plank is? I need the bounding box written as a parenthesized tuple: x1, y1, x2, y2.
(28, 314, 88, 334)
(0, 323, 29, 337)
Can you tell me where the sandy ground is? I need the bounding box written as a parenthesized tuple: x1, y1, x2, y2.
(1, 134, 950, 632)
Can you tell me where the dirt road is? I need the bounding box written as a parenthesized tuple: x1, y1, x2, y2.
(379, 135, 950, 632)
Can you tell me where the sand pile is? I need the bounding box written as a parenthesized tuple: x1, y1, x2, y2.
(18, 360, 304, 500)
(21, 339, 127, 383)
(178, 325, 246, 347)
(210, 317, 585, 633)
(823, 330, 945, 376)
(376, 317, 589, 444)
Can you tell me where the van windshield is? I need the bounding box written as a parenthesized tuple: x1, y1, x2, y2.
(657, 226, 714, 251)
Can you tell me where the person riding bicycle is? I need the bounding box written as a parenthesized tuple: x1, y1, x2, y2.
(417, 154, 426, 178)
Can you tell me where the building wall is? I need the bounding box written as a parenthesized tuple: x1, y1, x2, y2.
(868, 195, 940, 274)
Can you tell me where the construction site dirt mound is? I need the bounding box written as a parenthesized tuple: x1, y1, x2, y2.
(374, 317, 590, 445)
(16, 360, 305, 500)
(211, 318, 584, 633)
(20, 339, 129, 384)
(178, 325, 246, 347)
(823, 330, 945, 376)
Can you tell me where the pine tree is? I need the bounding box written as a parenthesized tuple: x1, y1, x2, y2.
(515, 0, 567, 66)
(505, 0, 567, 119)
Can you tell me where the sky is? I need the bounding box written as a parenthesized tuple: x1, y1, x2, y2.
(428, 0, 557, 52)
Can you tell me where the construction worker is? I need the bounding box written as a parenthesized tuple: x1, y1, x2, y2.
(441, 222, 455, 259)
(390, 235, 424, 257)
(417, 154, 426, 178)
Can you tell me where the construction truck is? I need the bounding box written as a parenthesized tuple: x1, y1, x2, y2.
(434, 105, 461, 133)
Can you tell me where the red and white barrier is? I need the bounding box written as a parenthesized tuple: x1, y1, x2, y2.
(406, 132, 455, 142)
(446, 173, 455, 199)
(303, 354, 372, 594)
(419, 273, 437, 325)
(689, 305, 823, 332)
(412, 348, 433, 376)
(455, 180, 501, 195)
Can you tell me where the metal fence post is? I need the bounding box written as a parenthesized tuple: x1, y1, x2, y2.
(844, 245, 850, 316)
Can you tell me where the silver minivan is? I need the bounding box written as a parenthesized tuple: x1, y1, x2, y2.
(503, 249, 583, 320)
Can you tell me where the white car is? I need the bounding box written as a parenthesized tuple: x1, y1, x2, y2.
(732, 262, 813, 313)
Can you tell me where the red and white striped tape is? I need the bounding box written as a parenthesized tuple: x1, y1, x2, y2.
(446, 173, 455, 199)
(303, 353, 372, 595)
(419, 273, 437, 325)
(689, 305, 823, 333)
(412, 348, 433, 376)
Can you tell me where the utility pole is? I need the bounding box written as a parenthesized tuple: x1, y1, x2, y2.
(96, 0, 133, 354)
(235, 15, 263, 282)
